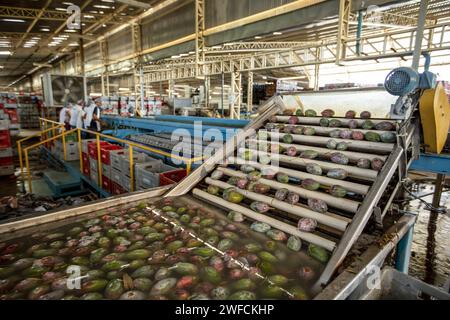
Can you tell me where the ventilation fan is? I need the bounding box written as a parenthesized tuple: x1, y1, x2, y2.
(384, 67, 420, 96)
(41, 73, 85, 106)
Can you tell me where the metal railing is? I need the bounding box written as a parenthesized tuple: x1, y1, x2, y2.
(20, 118, 204, 194)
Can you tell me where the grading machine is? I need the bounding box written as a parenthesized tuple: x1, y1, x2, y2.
(0, 65, 449, 300)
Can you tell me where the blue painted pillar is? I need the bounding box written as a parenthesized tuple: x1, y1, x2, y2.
(395, 225, 415, 274)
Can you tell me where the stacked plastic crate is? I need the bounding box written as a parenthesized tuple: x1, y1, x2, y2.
(0, 119, 14, 176)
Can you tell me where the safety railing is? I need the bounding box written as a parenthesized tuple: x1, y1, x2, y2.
(20, 120, 204, 194)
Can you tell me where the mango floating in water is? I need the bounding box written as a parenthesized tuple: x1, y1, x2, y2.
(308, 244, 330, 263)
(228, 290, 257, 300)
(250, 222, 271, 233)
(227, 211, 245, 223)
(266, 230, 287, 241)
(287, 236, 302, 251)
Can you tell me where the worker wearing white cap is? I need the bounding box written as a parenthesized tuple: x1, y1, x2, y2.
(69, 100, 84, 129)
(59, 103, 71, 131)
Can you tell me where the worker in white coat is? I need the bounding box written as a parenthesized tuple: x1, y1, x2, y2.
(84, 99, 95, 130)
(69, 100, 83, 129)
(91, 98, 102, 132)
(59, 103, 71, 131)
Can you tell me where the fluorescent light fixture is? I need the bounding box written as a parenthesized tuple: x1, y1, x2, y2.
(55, 8, 67, 11)
(273, 32, 283, 35)
(2, 19, 26, 23)
(69, 43, 79, 46)
(119, 88, 130, 91)
(93, 5, 111, 9)
(31, 37, 41, 40)
(90, 10, 98, 14)
(0, 66, 4, 69)
(64, 29, 77, 33)
(0, 45, 10, 47)
(0, 51, 12, 55)
(62, 2, 74, 5)
(40, 28, 50, 32)
(101, 0, 115, 3)
(53, 37, 66, 40)
(255, 36, 262, 39)
(84, 15, 95, 19)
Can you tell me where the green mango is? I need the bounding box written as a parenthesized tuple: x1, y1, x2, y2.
(290, 286, 309, 300)
(90, 248, 108, 264)
(105, 279, 124, 300)
(128, 241, 146, 251)
(81, 292, 103, 300)
(106, 271, 123, 280)
(202, 228, 219, 237)
(268, 275, 289, 286)
(231, 279, 255, 291)
(180, 214, 191, 224)
(150, 278, 177, 296)
(32, 249, 57, 259)
(192, 247, 215, 258)
(133, 278, 153, 292)
(131, 265, 155, 278)
(68, 226, 83, 236)
(308, 244, 330, 263)
(162, 206, 175, 212)
(0, 267, 14, 279)
(126, 249, 151, 260)
(206, 236, 219, 246)
(129, 260, 146, 270)
(244, 243, 263, 253)
(86, 270, 106, 280)
(217, 239, 233, 251)
(260, 285, 285, 299)
(98, 237, 111, 249)
(22, 265, 49, 278)
(102, 260, 128, 272)
(138, 226, 156, 235)
(220, 231, 239, 241)
(259, 251, 278, 263)
(106, 229, 121, 239)
(144, 233, 165, 243)
(71, 256, 90, 266)
(49, 241, 65, 249)
(258, 261, 275, 274)
(166, 241, 184, 253)
(28, 285, 50, 300)
(82, 279, 108, 293)
(199, 218, 216, 227)
(172, 263, 198, 276)
(202, 266, 222, 285)
(228, 291, 256, 300)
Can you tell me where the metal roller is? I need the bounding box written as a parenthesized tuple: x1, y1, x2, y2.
(205, 178, 349, 232)
(229, 157, 371, 195)
(216, 167, 360, 214)
(238, 148, 379, 181)
(247, 139, 388, 162)
(275, 116, 398, 127)
(266, 124, 395, 136)
(193, 188, 337, 251)
(262, 130, 395, 153)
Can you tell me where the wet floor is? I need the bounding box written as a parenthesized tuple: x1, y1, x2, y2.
(407, 183, 450, 289)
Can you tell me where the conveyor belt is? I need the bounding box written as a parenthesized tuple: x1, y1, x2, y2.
(168, 96, 407, 287)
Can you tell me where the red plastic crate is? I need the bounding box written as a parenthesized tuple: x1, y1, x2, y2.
(82, 152, 89, 163)
(4, 109, 18, 123)
(0, 156, 13, 166)
(88, 141, 109, 159)
(82, 157, 90, 177)
(102, 175, 112, 193)
(0, 130, 11, 148)
(111, 181, 126, 195)
(159, 169, 187, 186)
(100, 145, 123, 165)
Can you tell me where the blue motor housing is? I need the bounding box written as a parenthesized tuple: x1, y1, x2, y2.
(384, 67, 420, 96)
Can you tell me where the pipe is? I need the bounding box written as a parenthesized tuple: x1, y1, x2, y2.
(229, 156, 370, 195)
(239, 148, 379, 181)
(356, 10, 363, 56)
(263, 130, 395, 154)
(205, 177, 349, 231)
(247, 139, 388, 162)
(193, 188, 336, 251)
(395, 223, 414, 274)
(217, 167, 360, 213)
(412, 0, 429, 70)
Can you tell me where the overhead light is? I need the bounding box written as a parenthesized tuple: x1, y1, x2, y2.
(69, 43, 79, 46)
(93, 5, 111, 9)
(90, 10, 98, 14)
(273, 32, 283, 35)
(102, 24, 107, 27)
(255, 36, 262, 39)
(40, 28, 50, 32)
(64, 29, 77, 33)
(84, 15, 95, 19)
(55, 8, 67, 12)
(0, 44, 10, 48)
(31, 37, 41, 40)
(99, 11, 104, 14)
(120, 13, 127, 16)
(2, 19, 25, 23)
(62, 2, 74, 5)
(0, 66, 4, 69)
(0, 51, 12, 55)
(101, 0, 115, 3)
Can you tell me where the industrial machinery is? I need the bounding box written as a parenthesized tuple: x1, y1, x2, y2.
(1, 65, 449, 299)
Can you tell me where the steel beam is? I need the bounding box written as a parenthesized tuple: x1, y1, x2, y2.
(195, 0, 205, 75)
(247, 71, 254, 113)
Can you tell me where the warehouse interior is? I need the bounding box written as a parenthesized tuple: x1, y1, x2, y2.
(0, 0, 449, 301)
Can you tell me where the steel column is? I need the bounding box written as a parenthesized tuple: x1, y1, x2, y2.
(412, 0, 430, 70)
(195, 0, 205, 75)
(336, 0, 351, 65)
(247, 71, 254, 113)
(230, 65, 242, 119)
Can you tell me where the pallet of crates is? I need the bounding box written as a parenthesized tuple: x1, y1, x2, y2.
(100, 144, 123, 193)
(0, 122, 14, 176)
(120, 150, 162, 192)
(135, 161, 173, 190)
(55, 140, 79, 162)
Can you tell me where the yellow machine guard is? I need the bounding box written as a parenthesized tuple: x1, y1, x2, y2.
(419, 82, 450, 154)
